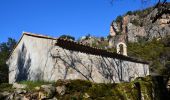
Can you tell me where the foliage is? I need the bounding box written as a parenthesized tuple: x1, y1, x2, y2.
(19, 81, 55, 91)
(85, 34, 91, 39)
(59, 35, 75, 41)
(107, 47, 115, 52)
(0, 38, 16, 52)
(126, 11, 133, 15)
(115, 15, 123, 23)
(130, 19, 140, 26)
(91, 38, 109, 50)
(55, 76, 166, 100)
(65, 79, 92, 93)
(0, 38, 17, 83)
(115, 6, 154, 27)
(56, 79, 134, 99)
(116, 31, 122, 35)
(100, 37, 105, 41)
(127, 36, 170, 74)
(56, 79, 92, 100)
(0, 83, 13, 92)
(132, 7, 152, 18)
(107, 35, 112, 39)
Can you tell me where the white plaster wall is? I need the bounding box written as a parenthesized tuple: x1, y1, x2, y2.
(7, 34, 149, 83)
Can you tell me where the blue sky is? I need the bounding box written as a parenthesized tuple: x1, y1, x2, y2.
(0, 0, 168, 42)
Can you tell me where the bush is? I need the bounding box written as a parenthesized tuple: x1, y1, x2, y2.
(59, 35, 75, 41)
(127, 36, 170, 75)
(56, 79, 92, 93)
(0, 83, 13, 92)
(130, 19, 140, 26)
(87, 83, 114, 98)
(19, 81, 54, 91)
(100, 37, 105, 41)
(65, 79, 92, 93)
(126, 11, 133, 15)
(116, 31, 122, 35)
(116, 15, 123, 23)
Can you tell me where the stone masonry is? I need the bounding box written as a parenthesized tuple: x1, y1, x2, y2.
(7, 32, 149, 83)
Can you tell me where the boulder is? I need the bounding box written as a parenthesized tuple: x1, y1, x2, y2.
(40, 84, 56, 99)
(38, 91, 47, 100)
(0, 91, 10, 99)
(15, 89, 27, 94)
(7, 93, 14, 100)
(56, 85, 66, 95)
(14, 95, 27, 100)
(83, 93, 90, 98)
(13, 83, 27, 89)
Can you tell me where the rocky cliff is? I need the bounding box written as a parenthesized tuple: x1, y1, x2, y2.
(109, 3, 170, 47)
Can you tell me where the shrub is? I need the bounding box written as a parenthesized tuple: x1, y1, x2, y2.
(116, 31, 122, 35)
(0, 83, 13, 92)
(87, 83, 115, 98)
(65, 79, 92, 93)
(126, 11, 133, 15)
(127, 36, 170, 75)
(19, 81, 54, 91)
(116, 15, 123, 23)
(130, 19, 140, 26)
(59, 35, 75, 41)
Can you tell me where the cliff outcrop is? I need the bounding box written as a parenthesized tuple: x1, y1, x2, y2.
(109, 3, 170, 47)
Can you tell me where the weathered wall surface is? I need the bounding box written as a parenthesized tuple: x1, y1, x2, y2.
(7, 34, 149, 83)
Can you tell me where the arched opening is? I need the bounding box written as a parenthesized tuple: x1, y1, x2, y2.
(119, 44, 123, 55)
(116, 42, 127, 56)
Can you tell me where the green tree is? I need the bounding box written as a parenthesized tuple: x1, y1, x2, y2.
(126, 11, 133, 15)
(115, 15, 123, 23)
(59, 35, 75, 41)
(85, 34, 91, 39)
(0, 38, 17, 83)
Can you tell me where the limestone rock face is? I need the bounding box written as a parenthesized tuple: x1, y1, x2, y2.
(127, 23, 147, 42)
(109, 6, 170, 43)
(110, 22, 119, 36)
(145, 23, 170, 40)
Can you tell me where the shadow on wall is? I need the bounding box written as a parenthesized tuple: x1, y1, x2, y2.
(52, 49, 95, 81)
(16, 43, 31, 82)
(52, 49, 126, 83)
(52, 48, 144, 83)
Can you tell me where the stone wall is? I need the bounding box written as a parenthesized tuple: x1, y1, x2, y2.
(7, 33, 149, 83)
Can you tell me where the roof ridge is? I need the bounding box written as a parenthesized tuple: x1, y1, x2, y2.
(23, 32, 57, 40)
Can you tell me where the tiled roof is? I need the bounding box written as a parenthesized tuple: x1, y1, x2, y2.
(56, 38, 149, 64)
(23, 32, 56, 40)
